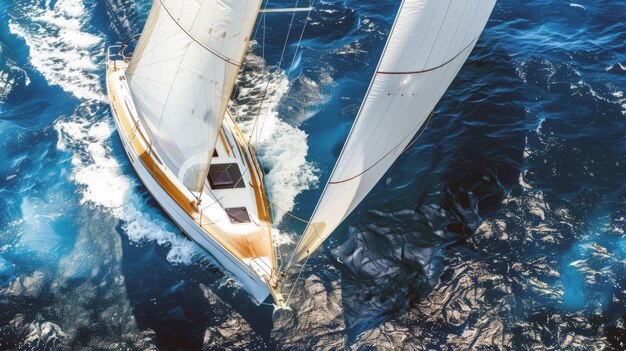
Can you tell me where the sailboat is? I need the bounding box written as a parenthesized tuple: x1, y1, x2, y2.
(105, 0, 496, 308)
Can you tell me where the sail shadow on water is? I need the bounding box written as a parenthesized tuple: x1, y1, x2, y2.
(333, 159, 523, 336)
(331, 36, 529, 336)
(336, 212, 448, 335)
(333, 178, 486, 335)
(117, 214, 274, 349)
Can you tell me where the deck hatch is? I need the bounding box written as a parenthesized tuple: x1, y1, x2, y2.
(208, 163, 245, 189)
(226, 207, 251, 224)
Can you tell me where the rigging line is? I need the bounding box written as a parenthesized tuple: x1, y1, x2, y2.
(253, 1, 314, 275)
(246, 0, 307, 249)
(157, 0, 239, 66)
(328, 110, 435, 185)
(257, 0, 315, 220)
(201, 183, 223, 208)
(246, 13, 268, 141)
(285, 171, 342, 267)
(248, 0, 300, 142)
(255, 0, 314, 235)
(270, 201, 309, 279)
(245, 8, 278, 223)
(252, 0, 270, 41)
(198, 193, 226, 214)
(262, 13, 266, 77)
(269, 202, 309, 224)
(376, 37, 478, 75)
(284, 250, 311, 306)
(244, 145, 283, 270)
(285, 0, 314, 76)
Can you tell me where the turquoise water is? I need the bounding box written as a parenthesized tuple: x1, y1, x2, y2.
(0, 0, 625, 349)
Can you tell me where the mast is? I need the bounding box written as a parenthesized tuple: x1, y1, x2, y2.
(126, 0, 262, 192)
(289, 0, 497, 264)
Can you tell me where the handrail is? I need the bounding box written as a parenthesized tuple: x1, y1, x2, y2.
(111, 34, 141, 70)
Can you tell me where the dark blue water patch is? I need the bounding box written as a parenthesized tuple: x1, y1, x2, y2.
(0, 119, 75, 221)
(118, 220, 273, 350)
(336, 217, 450, 336)
(0, 256, 15, 287)
(255, 0, 368, 69)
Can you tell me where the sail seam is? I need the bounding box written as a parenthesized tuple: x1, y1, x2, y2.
(335, 39, 478, 187)
(157, 0, 240, 67)
(327, 37, 478, 187)
(288, 0, 410, 266)
(328, 111, 434, 185)
(421, 0, 453, 73)
(376, 37, 477, 75)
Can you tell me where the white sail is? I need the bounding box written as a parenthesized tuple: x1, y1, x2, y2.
(291, 0, 496, 263)
(127, 0, 261, 192)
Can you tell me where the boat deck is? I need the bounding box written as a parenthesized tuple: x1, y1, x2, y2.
(106, 60, 275, 280)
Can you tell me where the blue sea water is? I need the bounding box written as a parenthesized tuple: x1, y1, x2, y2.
(0, 0, 625, 349)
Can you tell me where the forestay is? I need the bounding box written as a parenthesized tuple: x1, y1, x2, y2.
(127, 0, 262, 192)
(290, 0, 497, 263)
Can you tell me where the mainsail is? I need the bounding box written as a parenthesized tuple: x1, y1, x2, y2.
(127, 0, 262, 192)
(290, 0, 497, 263)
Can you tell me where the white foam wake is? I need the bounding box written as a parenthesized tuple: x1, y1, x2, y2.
(0, 70, 16, 101)
(24, 2, 319, 262)
(9, 0, 200, 264)
(568, 3, 586, 10)
(55, 105, 202, 265)
(231, 53, 319, 226)
(612, 90, 626, 116)
(8, 0, 104, 101)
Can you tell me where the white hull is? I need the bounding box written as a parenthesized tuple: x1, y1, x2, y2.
(113, 115, 271, 303)
(106, 57, 276, 305)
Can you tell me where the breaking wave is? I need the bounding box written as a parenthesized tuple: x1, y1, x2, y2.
(231, 52, 320, 225)
(8, 0, 104, 101)
(54, 104, 203, 265)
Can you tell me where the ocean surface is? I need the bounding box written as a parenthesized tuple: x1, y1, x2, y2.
(0, 0, 625, 349)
